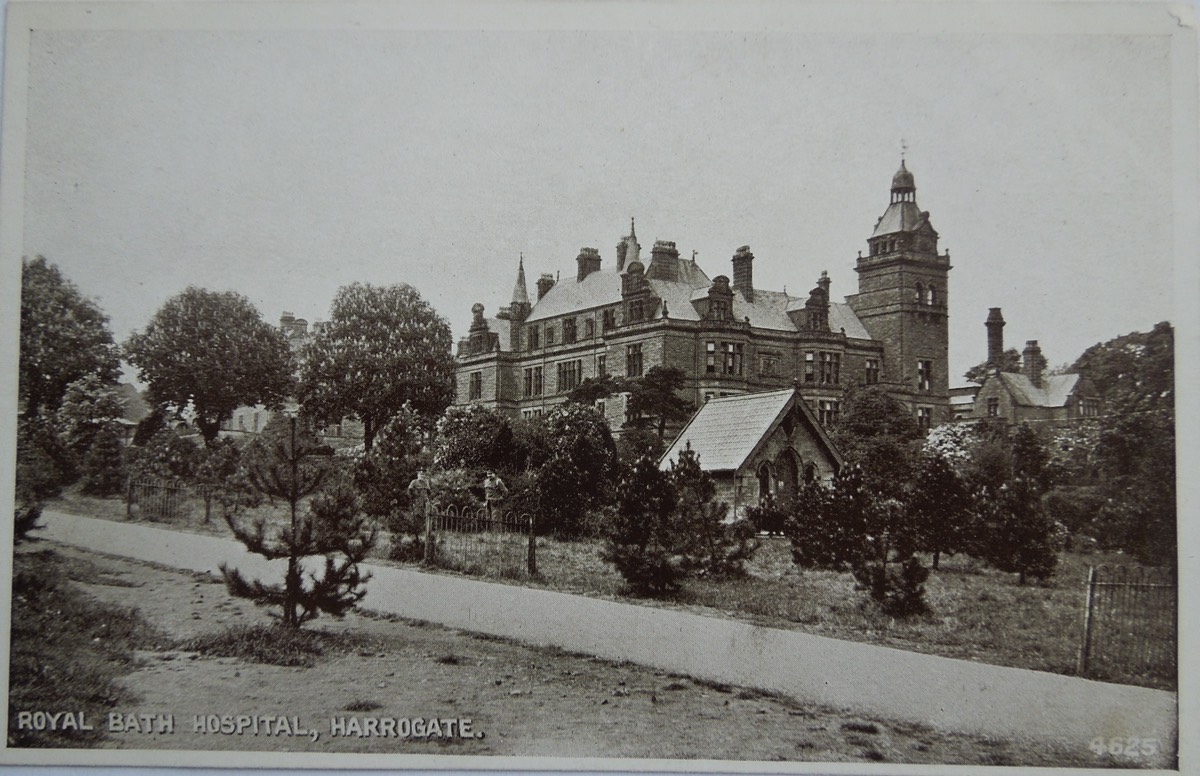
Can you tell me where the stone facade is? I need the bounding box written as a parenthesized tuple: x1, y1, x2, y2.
(455, 162, 953, 433)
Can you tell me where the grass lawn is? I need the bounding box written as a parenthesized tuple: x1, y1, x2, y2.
(49, 490, 1174, 690)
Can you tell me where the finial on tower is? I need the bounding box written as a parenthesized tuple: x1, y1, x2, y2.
(630, 217, 636, 238)
(900, 138, 907, 163)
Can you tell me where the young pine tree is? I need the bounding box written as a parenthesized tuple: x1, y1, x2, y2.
(79, 421, 126, 496)
(669, 444, 758, 577)
(221, 417, 378, 628)
(602, 456, 680, 596)
(974, 477, 1059, 585)
(908, 452, 971, 570)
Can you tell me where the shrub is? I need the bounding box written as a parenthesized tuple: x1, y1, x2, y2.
(669, 444, 758, 577)
(852, 555, 930, 617)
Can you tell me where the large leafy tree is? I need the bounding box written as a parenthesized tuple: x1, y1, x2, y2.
(55, 375, 126, 464)
(298, 283, 454, 451)
(19, 256, 120, 417)
(124, 288, 293, 445)
(536, 403, 619, 538)
(831, 385, 923, 500)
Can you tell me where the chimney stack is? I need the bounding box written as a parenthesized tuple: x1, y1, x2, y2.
(536, 273, 556, 301)
(985, 308, 1006, 367)
(731, 245, 754, 302)
(1022, 340, 1046, 388)
(646, 240, 681, 282)
(576, 247, 601, 282)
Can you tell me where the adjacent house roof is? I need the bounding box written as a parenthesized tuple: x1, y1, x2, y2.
(659, 388, 843, 473)
(993, 372, 1080, 407)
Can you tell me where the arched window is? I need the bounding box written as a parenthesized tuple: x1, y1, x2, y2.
(928, 284, 938, 306)
(804, 463, 818, 484)
(756, 462, 772, 503)
(914, 282, 924, 304)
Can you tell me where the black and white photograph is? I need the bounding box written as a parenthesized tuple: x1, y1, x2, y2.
(0, 1, 1194, 773)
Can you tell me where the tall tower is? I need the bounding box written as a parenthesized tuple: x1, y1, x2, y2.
(846, 160, 952, 420)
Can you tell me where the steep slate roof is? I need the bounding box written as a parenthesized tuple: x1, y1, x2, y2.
(994, 372, 1080, 407)
(871, 201, 936, 238)
(658, 389, 842, 473)
(524, 265, 873, 338)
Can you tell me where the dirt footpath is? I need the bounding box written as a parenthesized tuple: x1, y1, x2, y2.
(38, 543, 1111, 767)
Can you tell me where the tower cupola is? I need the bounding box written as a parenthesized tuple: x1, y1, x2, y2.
(891, 159, 916, 203)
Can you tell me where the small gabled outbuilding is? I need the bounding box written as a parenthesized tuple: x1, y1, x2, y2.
(658, 388, 843, 518)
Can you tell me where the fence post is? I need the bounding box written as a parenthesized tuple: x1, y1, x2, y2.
(1078, 565, 1097, 677)
(526, 514, 538, 577)
(125, 478, 134, 519)
(423, 501, 435, 565)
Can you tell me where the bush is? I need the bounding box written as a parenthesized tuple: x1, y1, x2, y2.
(747, 495, 788, 535)
(16, 418, 72, 499)
(125, 428, 201, 481)
(79, 422, 126, 496)
(852, 555, 930, 617)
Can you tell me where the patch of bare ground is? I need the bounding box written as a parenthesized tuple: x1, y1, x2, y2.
(12, 541, 1118, 767)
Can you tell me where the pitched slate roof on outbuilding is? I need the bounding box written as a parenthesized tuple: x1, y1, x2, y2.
(659, 388, 843, 474)
(994, 372, 1080, 407)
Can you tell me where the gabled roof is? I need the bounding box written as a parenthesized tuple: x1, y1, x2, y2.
(993, 372, 1081, 407)
(658, 389, 843, 473)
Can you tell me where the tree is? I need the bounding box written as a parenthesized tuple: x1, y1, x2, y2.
(79, 422, 126, 496)
(55, 375, 126, 466)
(124, 428, 202, 481)
(669, 445, 758, 577)
(1009, 423, 1053, 492)
(19, 256, 120, 418)
(973, 478, 1059, 585)
(601, 456, 681, 596)
(298, 283, 454, 451)
(963, 347, 1021, 384)
(433, 404, 525, 475)
(908, 452, 971, 569)
(536, 403, 619, 538)
(221, 417, 377, 628)
(125, 287, 293, 445)
(831, 386, 923, 500)
(567, 374, 626, 405)
(624, 366, 694, 439)
(787, 465, 868, 571)
(352, 406, 428, 560)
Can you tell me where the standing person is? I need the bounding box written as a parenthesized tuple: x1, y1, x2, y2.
(407, 469, 432, 511)
(483, 470, 508, 520)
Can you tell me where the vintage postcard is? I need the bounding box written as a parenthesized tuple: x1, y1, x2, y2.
(0, 1, 1195, 774)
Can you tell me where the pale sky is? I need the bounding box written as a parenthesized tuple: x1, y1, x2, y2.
(11, 7, 1181, 383)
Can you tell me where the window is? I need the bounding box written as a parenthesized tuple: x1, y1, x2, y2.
(563, 318, 577, 344)
(723, 343, 744, 376)
(628, 300, 645, 322)
(916, 406, 932, 431)
(917, 360, 932, 392)
(928, 284, 938, 306)
(710, 300, 730, 319)
(527, 326, 540, 350)
(818, 399, 840, 426)
(522, 408, 545, 419)
(626, 344, 643, 377)
(804, 352, 815, 383)
(819, 352, 840, 384)
(545, 325, 556, 345)
(706, 342, 717, 373)
(523, 366, 543, 397)
(602, 309, 617, 330)
(595, 400, 606, 417)
(760, 354, 780, 376)
(556, 360, 582, 393)
(865, 358, 879, 385)
(915, 282, 925, 304)
(584, 318, 595, 338)
(468, 372, 482, 400)
(238, 415, 245, 431)
(597, 355, 606, 376)
(253, 412, 261, 432)
(987, 397, 1000, 417)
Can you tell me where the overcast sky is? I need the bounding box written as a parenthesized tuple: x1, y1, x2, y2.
(13, 7, 1180, 384)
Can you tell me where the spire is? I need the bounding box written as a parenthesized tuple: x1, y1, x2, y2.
(630, 217, 636, 240)
(511, 253, 529, 306)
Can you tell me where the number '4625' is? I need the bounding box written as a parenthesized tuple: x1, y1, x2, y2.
(1089, 737, 1159, 757)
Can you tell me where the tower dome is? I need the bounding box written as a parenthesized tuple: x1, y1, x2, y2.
(891, 159, 915, 200)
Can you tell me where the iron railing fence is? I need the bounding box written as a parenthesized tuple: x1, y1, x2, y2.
(125, 477, 221, 523)
(1078, 564, 1176, 689)
(423, 505, 536, 579)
